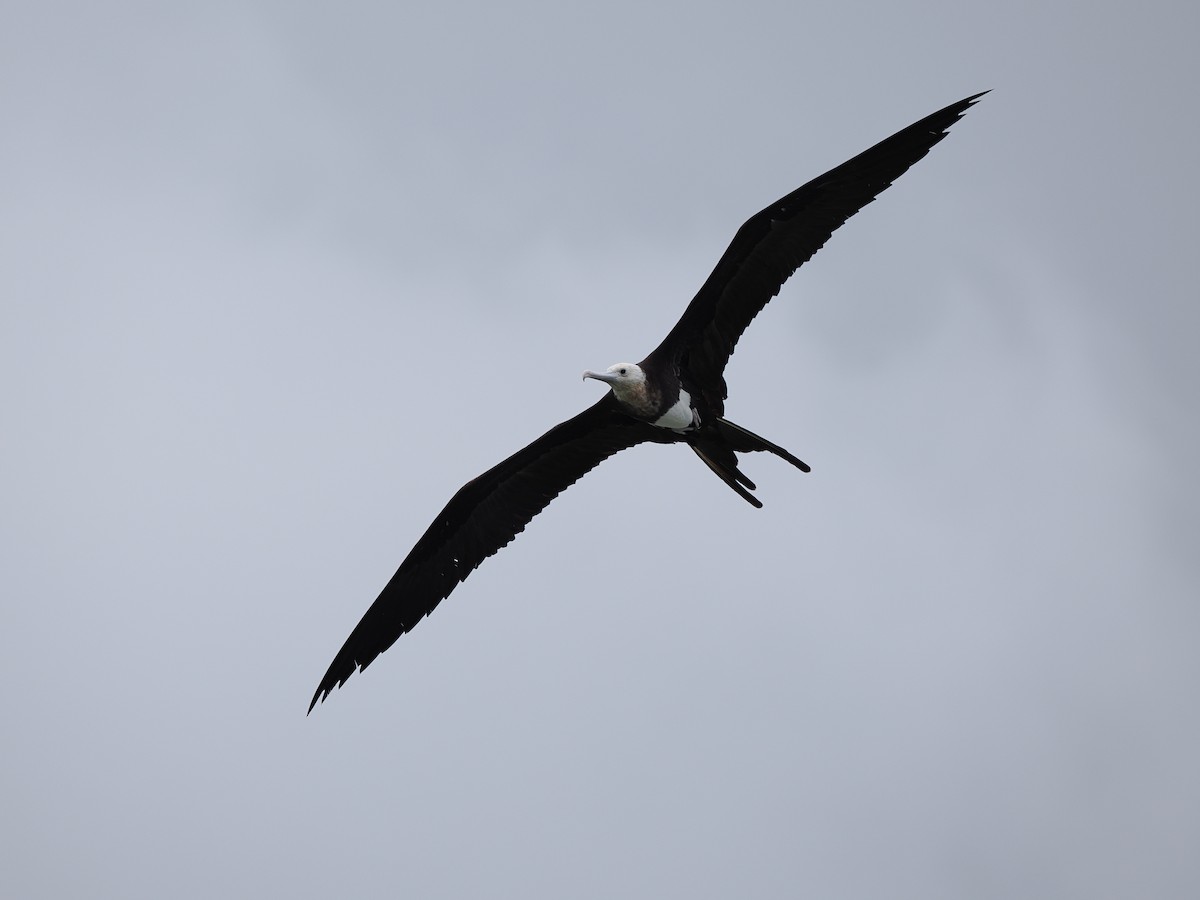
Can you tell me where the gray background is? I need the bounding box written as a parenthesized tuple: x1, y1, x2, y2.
(3, 2, 1197, 898)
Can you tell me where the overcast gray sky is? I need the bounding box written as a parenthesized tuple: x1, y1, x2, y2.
(3, 2, 1198, 898)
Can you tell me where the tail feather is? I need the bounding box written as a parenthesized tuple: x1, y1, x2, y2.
(688, 417, 809, 507)
(715, 417, 810, 472)
(690, 444, 762, 508)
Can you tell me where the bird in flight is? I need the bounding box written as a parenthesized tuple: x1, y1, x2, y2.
(309, 92, 985, 712)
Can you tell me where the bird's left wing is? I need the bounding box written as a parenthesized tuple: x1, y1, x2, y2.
(646, 92, 985, 412)
(309, 394, 672, 711)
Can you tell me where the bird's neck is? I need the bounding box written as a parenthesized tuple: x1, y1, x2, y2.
(610, 379, 659, 418)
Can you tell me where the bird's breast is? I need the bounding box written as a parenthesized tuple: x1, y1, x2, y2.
(653, 388, 697, 430)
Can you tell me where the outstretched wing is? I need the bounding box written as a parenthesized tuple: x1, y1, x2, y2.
(309, 394, 674, 711)
(647, 92, 985, 412)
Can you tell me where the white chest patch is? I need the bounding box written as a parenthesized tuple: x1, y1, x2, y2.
(653, 389, 696, 430)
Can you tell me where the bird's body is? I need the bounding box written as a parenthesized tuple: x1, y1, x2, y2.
(583, 363, 696, 429)
(309, 92, 985, 712)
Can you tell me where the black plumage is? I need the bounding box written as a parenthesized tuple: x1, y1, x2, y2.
(309, 92, 984, 712)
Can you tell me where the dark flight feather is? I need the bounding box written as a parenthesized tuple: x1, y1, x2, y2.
(646, 92, 987, 414)
(309, 395, 674, 711)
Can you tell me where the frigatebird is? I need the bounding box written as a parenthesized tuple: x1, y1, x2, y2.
(309, 92, 984, 711)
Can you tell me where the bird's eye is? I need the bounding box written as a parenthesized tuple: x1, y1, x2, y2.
(619, 368, 627, 375)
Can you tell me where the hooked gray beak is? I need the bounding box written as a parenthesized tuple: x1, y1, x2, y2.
(582, 370, 619, 384)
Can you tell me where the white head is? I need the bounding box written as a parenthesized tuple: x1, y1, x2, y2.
(582, 362, 647, 401)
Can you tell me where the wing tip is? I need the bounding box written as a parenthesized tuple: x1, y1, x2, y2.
(307, 677, 340, 715)
(948, 90, 990, 122)
(306, 656, 363, 715)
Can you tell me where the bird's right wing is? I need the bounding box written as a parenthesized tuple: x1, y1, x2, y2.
(309, 394, 673, 711)
(647, 92, 985, 411)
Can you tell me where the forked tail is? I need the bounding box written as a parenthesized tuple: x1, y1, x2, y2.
(688, 417, 809, 508)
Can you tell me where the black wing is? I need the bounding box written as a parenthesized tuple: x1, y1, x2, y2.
(646, 92, 986, 412)
(309, 394, 674, 711)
